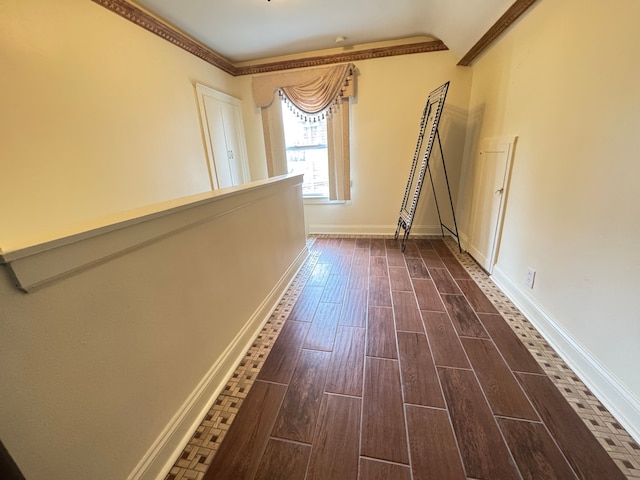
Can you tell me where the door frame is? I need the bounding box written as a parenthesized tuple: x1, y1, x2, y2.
(195, 83, 249, 190)
(467, 135, 518, 273)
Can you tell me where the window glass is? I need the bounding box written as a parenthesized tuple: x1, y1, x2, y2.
(282, 105, 329, 197)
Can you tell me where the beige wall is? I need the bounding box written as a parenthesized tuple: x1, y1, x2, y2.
(305, 52, 471, 233)
(320, 51, 472, 234)
(0, 1, 307, 478)
(4, 0, 640, 476)
(0, 0, 252, 251)
(238, 51, 473, 235)
(0, 177, 307, 480)
(460, 0, 640, 435)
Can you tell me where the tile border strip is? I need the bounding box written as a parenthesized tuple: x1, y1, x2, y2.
(441, 236, 640, 478)
(164, 238, 319, 480)
(165, 235, 640, 480)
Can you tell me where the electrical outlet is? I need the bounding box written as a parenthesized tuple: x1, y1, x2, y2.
(525, 268, 536, 288)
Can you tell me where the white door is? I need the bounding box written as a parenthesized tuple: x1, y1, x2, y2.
(196, 84, 249, 189)
(467, 136, 517, 273)
(219, 102, 247, 186)
(202, 96, 234, 188)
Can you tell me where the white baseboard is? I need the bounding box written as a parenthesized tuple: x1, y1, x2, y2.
(459, 231, 470, 252)
(307, 224, 446, 236)
(127, 247, 309, 480)
(491, 265, 640, 443)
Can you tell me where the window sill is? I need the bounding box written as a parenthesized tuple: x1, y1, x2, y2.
(303, 197, 347, 205)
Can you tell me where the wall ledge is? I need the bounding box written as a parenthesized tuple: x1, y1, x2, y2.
(0, 175, 303, 292)
(491, 265, 640, 443)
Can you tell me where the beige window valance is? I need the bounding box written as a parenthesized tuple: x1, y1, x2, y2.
(252, 63, 356, 201)
(252, 63, 356, 120)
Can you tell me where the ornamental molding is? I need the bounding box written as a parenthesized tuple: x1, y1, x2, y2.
(91, 0, 236, 75)
(91, 0, 447, 76)
(236, 41, 448, 76)
(457, 0, 540, 66)
(93, 0, 536, 72)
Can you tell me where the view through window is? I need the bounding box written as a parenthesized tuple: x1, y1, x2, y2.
(282, 105, 329, 197)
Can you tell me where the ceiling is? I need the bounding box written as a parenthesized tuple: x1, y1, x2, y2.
(133, 0, 518, 63)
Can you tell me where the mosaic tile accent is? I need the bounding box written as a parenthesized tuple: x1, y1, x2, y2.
(165, 235, 640, 480)
(164, 238, 319, 480)
(440, 235, 640, 479)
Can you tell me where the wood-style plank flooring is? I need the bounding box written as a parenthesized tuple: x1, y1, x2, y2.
(202, 237, 626, 480)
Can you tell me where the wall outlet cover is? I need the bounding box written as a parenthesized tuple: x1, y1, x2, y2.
(526, 268, 536, 288)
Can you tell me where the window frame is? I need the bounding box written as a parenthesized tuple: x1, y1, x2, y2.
(281, 106, 331, 199)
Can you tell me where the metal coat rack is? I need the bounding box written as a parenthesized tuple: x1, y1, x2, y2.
(395, 81, 462, 253)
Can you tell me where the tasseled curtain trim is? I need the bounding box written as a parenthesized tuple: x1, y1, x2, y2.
(279, 63, 354, 122)
(279, 91, 336, 123)
(252, 63, 356, 122)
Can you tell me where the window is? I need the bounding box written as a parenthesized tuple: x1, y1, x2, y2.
(252, 63, 355, 201)
(282, 106, 329, 197)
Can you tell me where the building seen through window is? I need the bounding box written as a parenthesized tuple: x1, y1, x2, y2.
(282, 104, 329, 197)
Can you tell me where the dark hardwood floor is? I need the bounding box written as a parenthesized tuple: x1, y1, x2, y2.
(202, 237, 626, 480)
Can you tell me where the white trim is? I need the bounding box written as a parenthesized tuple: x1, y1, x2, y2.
(467, 135, 517, 273)
(303, 197, 347, 205)
(459, 231, 470, 252)
(195, 83, 250, 189)
(491, 265, 640, 443)
(127, 246, 309, 480)
(307, 224, 446, 236)
(0, 175, 303, 292)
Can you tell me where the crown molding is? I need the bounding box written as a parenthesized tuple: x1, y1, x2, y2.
(457, 0, 540, 66)
(92, 0, 447, 76)
(236, 41, 448, 76)
(91, 0, 237, 75)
